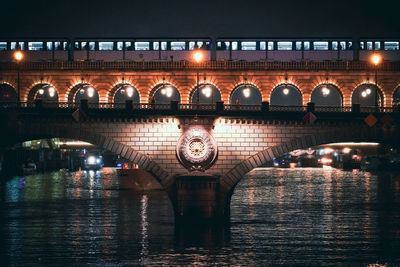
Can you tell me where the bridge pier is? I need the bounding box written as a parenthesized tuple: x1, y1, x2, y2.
(171, 174, 229, 223)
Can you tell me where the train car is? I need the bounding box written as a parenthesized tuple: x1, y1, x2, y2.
(0, 38, 70, 62)
(215, 37, 354, 61)
(359, 38, 400, 61)
(71, 37, 212, 61)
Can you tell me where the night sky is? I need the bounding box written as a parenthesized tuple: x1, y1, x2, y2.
(1, 0, 399, 38)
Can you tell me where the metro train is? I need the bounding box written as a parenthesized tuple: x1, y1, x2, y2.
(0, 37, 399, 62)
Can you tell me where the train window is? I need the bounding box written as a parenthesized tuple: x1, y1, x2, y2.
(28, 42, 43, 50)
(117, 42, 123, 51)
(241, 42, 256, 50)
(366, 42, 373, 50)
(347, 41, 352, 49)
(0, 42, 7, 50)
(125, 42, 132, 50)
(277, 42, 292, 50)
(171, 42, 185, 50)
(189, 41, 196, 50)
(374, 42, 381, 50)
(74, 42, 80, 50)
(384, 41, 399, 50)
(232, 42, 238, 50)
(81, 42, 87, 50)
(338, 41, 346, 50)
(63, 42, 68, 50)
(332, 41, 338, 50)
(153, 42, 160, 50)
(46, 42, 53, 50)
(196, 41, 204, 48)
(135, 42, 150, 50)
(89, 42, 95, 50)
(359, 42, 365, 50)
(313, 41, 328, 50)
(161, 42, 167, 50)
(295, 41, 302, 50)
(11, 42, 16, 50)
(54, 42, 61, 50)
(99, 42, 113, 50)
(267, 42, 274, 50)
(260, 41, 266, 50)
(304, 41, 310, 50)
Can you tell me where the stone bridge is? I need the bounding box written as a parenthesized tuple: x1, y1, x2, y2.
(1, 107, 399, 222)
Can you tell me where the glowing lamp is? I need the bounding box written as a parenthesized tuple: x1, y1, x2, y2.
(120, 88, 125, 95)
(79, 89, 85, 94)
(243, 88, 251, 98)
(283, 88, 289, 95)
(126, 86, 134, 97)
(38, 89, 44, 95)
(343, 147, 351, 154)
(365, 88, 371, 95)
(48, 87, 55, 97)
(371, 54, 382, 66)
(193, 51, 203, 63)
(361, 91, 367, 98)
(321, 86, 330, 96)
(165, 87, 173, 97)
(87, 156, 96, 165)
(14, 51, 23, 61)
(87, 86, 94, 98)
(202, 86, 211, 98)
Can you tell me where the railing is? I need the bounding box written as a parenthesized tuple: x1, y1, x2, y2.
(1, 101, 398, 114)
(1, 60, 400, 71)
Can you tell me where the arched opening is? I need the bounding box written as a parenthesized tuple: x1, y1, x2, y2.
(189, 83, 221, 104)
(72, 83, 99, 104)
(113, 83, 140, 104)
(270, 84, 302, 106)
(311, 84, 343, 106)
(230, 84, 262, 105)
(28, 83, 59, 103)
(392, 86, 400, 107)
(351, 83, 383, 107)
(150, 83, 180, 103)
(0, 83, 17, 103)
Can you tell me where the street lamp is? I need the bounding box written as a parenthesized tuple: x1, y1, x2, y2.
(370, 53, 382, 108)
(193, 50, 204, 104)
(14, 51, 23, 106)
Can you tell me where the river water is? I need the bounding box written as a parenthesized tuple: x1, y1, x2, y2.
(1, 167, 399, 266)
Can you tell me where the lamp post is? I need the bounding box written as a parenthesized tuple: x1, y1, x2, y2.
(193, 50, 203, 105)
(14, 51, 23, 107)
(370, 53, 382, 109)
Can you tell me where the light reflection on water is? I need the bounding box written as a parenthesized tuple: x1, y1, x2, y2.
(0, 167, 399, 266)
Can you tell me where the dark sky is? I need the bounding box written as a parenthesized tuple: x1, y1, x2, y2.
(1, 0, 399, 38)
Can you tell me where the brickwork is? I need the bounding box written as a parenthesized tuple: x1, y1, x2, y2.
(1, 70, 400, 106)
(9, 115, 398, 194)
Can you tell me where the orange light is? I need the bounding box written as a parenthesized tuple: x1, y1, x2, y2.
(319, 157, 332, 165)
(371, 54, 382, 66)
(14, 51, 23, 61)
(193, 51, 203, 63)
(343, 147, 351, 154)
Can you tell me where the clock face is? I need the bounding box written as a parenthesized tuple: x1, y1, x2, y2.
(176, 127, 218, 171)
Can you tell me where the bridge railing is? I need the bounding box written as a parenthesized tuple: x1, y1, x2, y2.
(1, 60, 400, 71)
(1, 101, 399, 114)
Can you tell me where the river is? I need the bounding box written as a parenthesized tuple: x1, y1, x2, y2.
(1, 167, 399, 266)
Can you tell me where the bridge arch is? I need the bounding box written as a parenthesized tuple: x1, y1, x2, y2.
(68, 82, 100, 104)
(0, 83, 17, 103)
(148, 81, 181, 103)
(270, 83, 303, 106)
(310, 83, 343, 106)
(392, 85, 400, 107)
(27, 82, 59, 103)
(188, 82, 222, 104)
(109, 82, 141, 104)
(229, 83, 262, 105)
(9, 123, 172, 188)
(351, 82, 384, 107)
(221, 126, 397, 198)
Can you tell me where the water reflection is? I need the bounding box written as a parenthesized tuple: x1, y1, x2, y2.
(1, 167, 399, 266)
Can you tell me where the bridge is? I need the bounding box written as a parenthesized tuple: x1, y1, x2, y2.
(1, 102, 399, 222)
